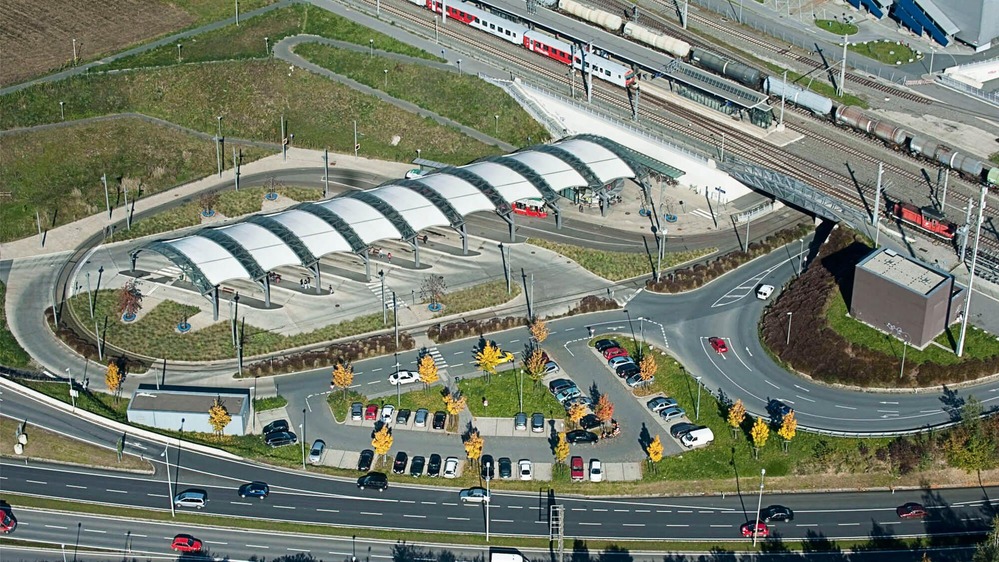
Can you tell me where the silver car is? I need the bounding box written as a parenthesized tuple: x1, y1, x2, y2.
(514, 412, 528, 431)
(659, 406, 686, 422)
(414, 408, 429, 427)
(459, 487, 491, 503)
(308, 439, 325, 464)
(173, 490, 207, 509)
(647, 396, 678, 413)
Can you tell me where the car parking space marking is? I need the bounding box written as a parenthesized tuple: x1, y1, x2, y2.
(316, 508, 339, 513)
(796, 395, 816, 403)
(448, 517, 470, 521)
(274, 505, 296, 509)
(404, 514, 427, 518)
(360, 512, 382, 516)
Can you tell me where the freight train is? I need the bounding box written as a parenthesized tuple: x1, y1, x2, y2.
(554, 0, 999, 187)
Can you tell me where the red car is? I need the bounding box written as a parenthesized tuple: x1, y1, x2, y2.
(0, 511, 16, 534)
(740, 521, 769, 538)
(709, 337, 728, 353)
(896, 502, 928, 519)
(364, 404, 378, 421)
(570, 456, 585, 481)
(171, 534, 203, 552)
(602, 347, 629, 360)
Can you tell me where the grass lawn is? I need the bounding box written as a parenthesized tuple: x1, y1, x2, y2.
(434, 280, 521, 318)
(0, 118, 270, 243)
(327, 389, 368, 421)
(106, 3, 435, 72)
(0, 60, 502, 167)
(0, 284, 32, 368)
(990, 152, 999, 165)
(254, 395, 288, 412)
(459, 371, 564, 418)
(111, 185, 321, 242)
(815, 19, 859, 35)
(849, 40, 923, 65)
(172, 0, 277, 26)
(295, 43, 549, 147)
(390, 386, 451, 413)
(0, 415, 149, 471)
(528, 239, 714, 282)
(66, 291, 395, 361)
(20, 380, 130, 423)
(825, 290, 999, 365)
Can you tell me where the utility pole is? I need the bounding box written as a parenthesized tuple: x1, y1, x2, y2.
(499, 243, 511, 294)
(837, 34, 848, 97)
(779, 70, 787, 125)
(323, 149, 330, 198)
(958, 185, 987, 357)
(235, 0, 240, 25)
(281, 114, 286, 161)
(379, 270, 386, 325)
(354, 120, 359, 158)
(586, 42, 594, 103)
(102, 173, 110, 219)
(682, 0, 689, 29)
(940, 169, 949, 211)
(233, 147, 240, 191)
(960, 201, 974, 262)
(393, 291, 399, 350)
(215, 116, 223, 178)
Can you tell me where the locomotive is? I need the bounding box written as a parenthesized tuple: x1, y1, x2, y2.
(890, 202, 957, 240)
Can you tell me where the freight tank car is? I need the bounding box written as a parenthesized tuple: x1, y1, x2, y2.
(691, 48, 764, 89)
(558, 0, 622, 32)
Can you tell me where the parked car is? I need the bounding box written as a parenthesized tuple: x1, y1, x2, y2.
(566, 429, 598, 444)
(443, 456, 459, 478)
(579, 414, 602, 431)
(531, 412, 545, 433)
(173, 490, 208, 509)
(388, 370, 420, 386)
(481, 454, 495, 480)
(680, 427, 715, 448)
(433, 411, 447, 430)
(0, 510, 16, 534)
(626, 372, 652, 387)
(357, 449, 374, 472)
(392, 451, 408, 474)
(356, 472, 388, 491)
(669, 422, 701, 439)
(659, 406, 686, 422)
(415, 408, 429, 427)
(171, 534, 203, 553)
(543, 361, 560, 374)
(427, 453, 442, 477)
(602, 347, 629, 360)
(608, 356, 634, 368)
(594, 339, 620, 352)
(364, 404, 378, 420)
(741, 522, 769, 538)
(396, 409, 411, 425)
(410, 455, 426, 477)
(498, 457, 513, 479)
(760, 505, 794, 522)
(589, 459, 603, 482)
(459, 487, 490, 503)
(262, 419, 289, 435)
(265, 431, 297, 447)
(617, 364, 641, 378)
(381, 404, 395, 425)
(570, 456, 584, 481)
(564, 395, 594, 409)
(514, 412, 528, 431)
(238, 481, 269, 499)
(554, 387, 582, 404)
(519, 459, 533, 481)
(350, 402, 363, 421)
(897, 502, 928, 519)
(709, 336, 728, 353)
(548, 378, 575, 394)
(647, 396, 678, 413)
(308, 439, 326, 464)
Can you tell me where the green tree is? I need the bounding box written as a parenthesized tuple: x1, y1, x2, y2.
(973, 516, 999, 562)
(946, 397, 997, 474)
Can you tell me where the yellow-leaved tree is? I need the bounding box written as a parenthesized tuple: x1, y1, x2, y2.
(475, 341, 504, 381)
(371, 425, 393, 462)
(554, 432, 570, 466)
(567, 403, 587, 429)
(750, 416, 770, 459)
(529, 318, 549, 346)
(464, 429, 484, 467)
(594, 394, 615, 428)
(639, 354, 657, 384)
(525, 348, 546, 388)
(208, 395, 232, 440)
(647, 435, 664, 470)
(727, 399, 746, 437)
(105, 362, 123, 402)
(331, 360, 354, 398)
(778, 411, 797, 453)
(443, 390, 467, 432)
(418, 353, 439, 390)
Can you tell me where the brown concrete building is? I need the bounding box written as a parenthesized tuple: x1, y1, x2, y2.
(850, 248, 965, 349)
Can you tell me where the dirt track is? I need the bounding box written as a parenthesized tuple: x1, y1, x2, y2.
(0, 0, 194, 87)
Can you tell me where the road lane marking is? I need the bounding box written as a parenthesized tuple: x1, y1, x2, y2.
(370, 368, 382, 372)
(764, 380, 779, 389)
(360, 512, 382, 516)
(834, 405, 857, 410)
(572, 508, 586, 512)
(623, 523, 645, 527)
(796, 524, 818, 527)
(287, 548, 311, 552)
(84, 529, 106, 534)
(106, 489, 128, 494)
(636, 509, 650, 513)
(710, 525, 732, 528)
(367, 381, 379, 385)
(247, 544, 270, 549)
(657, 510, 671, 513)
(793, 385, 810, 392)
(443, 502, 458, 506)
(592, 508, 607, 512)
(26, 480, 47, 485)
(45, 525, 68, 530)
(796, 395, 815, 403)
(421, 501, 437, 505)
(232, 501, 253, 506)
(448, 517, 469, 521)
(877, 521, 900, 525)
(403, 514, 426, 518)
(578, 522, 601, 526)
(838, 523, 860, 526)
(494, 519, 513, 523)
(66, 484, 87, 489)
(507, 505, 523, 509)
(454, 351, 464, 355)
(274, 505, 296, 509)
(509, 339, 520, 343)
(666, 524, 689, 527)
(316, 508, 340, 513)
(614, 509, 629, 512)
(399, 500, 416, 504)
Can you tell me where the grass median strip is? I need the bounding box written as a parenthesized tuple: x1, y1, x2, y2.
(0, 416, 149, 471)
(0, 284, 31, 368)
(528, 238, 714, 282)
(433, 280, 521, 317)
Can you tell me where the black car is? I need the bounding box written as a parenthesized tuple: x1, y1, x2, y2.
(566, 429, 598, 444)
(357, 449, 374, 472)
(263, 419, 289, 435)
(427, 453, 442, 477)
(548, 378, 574, 394)
(760, 505, 794, 522)
(594, 339, 620, 352)
(237, 481, 269, 499)
(357, 472, 388, 491)
(579, 414, 602, 431)
(498, 457, 513, 479)
(410, 455, 426, 477)
(264, 431, 297, 447)
(669, 422, 701, 439)
(531, 412, 545, 433)
(393, 451, 408, 474)
(767, 399, 793, 423)
(396, 409, 411, 425)
(432, 411, 447, 430)
(616, 363, 640, 378)
(481, 454, 495, 480)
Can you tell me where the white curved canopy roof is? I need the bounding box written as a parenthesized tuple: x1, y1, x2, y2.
(139, 135, 643, 293)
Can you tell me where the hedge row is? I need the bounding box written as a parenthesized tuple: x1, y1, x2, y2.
(243, 333, 414, 378)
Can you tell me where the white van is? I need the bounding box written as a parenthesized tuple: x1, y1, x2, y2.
(756, 284, 775, 300)
(490, 553, 527, 562)
(680, 427, 715, 448)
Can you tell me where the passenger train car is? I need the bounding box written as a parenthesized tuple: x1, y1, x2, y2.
(415, 0, 636, 87)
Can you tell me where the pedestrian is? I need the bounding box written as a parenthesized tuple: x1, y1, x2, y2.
(329, 284, 335, 295)
(387, 252, 392, 262)
(300, 278, 304, 289)
(422, 234, 429, 244)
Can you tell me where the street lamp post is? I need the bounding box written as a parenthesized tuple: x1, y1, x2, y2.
(899, 334, 909, 379)
(176, 43, 182, 62)
(379, 270, 386, 325)
(299, 410, 306, 470)
(384, 69, 388, 88)
(457, 59, 462, 74)
(786, 312, 793, 346)
(753, 468, 766, 546)
(623, 309, 637, 356)
(695, 376, 702, 421)
(395, 354, 401, 407)
(485, 460, 491, 541)
(518, 368, 524, 413)
(59, 101, 65, 120)
(369, 39, 374, 56)
(494, 114, 499, 135)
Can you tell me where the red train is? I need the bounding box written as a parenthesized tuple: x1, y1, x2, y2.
(891, 202, 956, 240)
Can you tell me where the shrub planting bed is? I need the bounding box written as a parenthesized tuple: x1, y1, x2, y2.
(243, 333, 414, 378)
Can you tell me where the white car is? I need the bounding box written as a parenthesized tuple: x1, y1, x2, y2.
(459, 487, 491, 503)
(756, 284, 775, 300)
(518, 459, 533, 481)
(443, 456, 459, 479)
(380, 404, 395, 424)
(589, 459, 603, 483)
(388, 370, 420, 386)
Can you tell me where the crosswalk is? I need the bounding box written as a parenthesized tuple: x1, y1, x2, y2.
(151, 266, 183, 279)
(365, 282, 409, 309)
(426, 346, 447, 368)
(689, 208, 715, 220)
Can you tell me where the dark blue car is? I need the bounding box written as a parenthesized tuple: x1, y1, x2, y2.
(238, 481, 270, 499)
